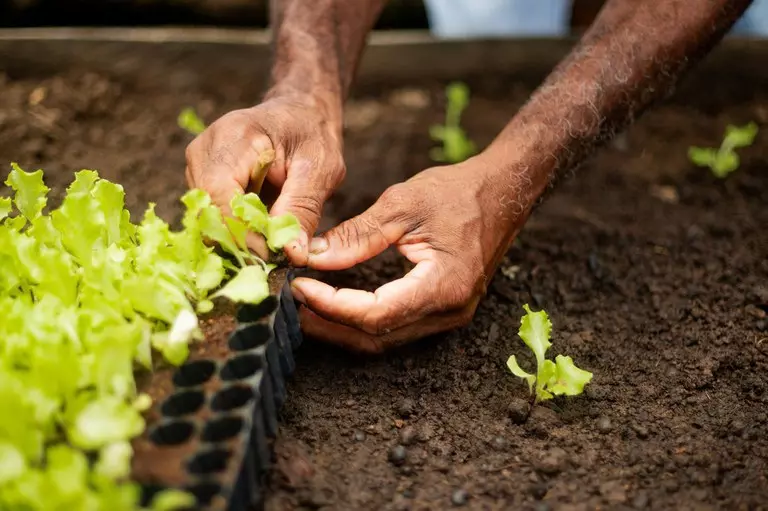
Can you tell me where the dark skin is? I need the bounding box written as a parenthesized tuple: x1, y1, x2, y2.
(186, 0, 753, 353)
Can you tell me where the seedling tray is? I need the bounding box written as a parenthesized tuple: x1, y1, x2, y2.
(131, 267, 302, 511)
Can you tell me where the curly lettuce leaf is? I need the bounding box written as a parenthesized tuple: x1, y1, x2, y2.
(507, 304, 592, 403)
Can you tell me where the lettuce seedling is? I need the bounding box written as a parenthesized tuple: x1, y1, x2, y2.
(507, 304, 593, 404)
(178, 107, 206, 136)
(429, 82, 477, 164)
(0, 163, 299, 511)
(688, 121, 758, 178)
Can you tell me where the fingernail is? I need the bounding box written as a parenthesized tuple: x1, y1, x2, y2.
(309, 237, 328, 255)
(291, 282, 306, 304)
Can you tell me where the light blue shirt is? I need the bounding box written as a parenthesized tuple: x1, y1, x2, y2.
(423, 0, 768, 38)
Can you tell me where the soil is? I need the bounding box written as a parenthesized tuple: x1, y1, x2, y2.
(1, 54, 767, 511)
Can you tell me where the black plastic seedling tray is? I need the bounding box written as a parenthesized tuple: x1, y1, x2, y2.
(133, 268, 302, 511)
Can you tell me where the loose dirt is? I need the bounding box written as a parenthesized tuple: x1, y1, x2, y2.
(1, 55, 766, 510)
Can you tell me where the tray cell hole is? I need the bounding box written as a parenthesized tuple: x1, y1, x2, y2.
(220, 353, 262, 382)
(237, 296, 278, 323)
(202, 415, 245, 443)
(161, 390, 205, 417)
(186, 448, 232, 475)
(211, 385, 254, 412)
(228, 324, 271, 351)
(172, 359, 216, 387)
(149, 420, 195, 446)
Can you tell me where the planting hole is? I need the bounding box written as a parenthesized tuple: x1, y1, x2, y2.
(228, 324, 271, 351)
(149, 420, 195, 446)
(220, 353, 262, 381)
(172, 359, 216, 387)
(187, 447, 232, 475)
(184, 481, 222, 506)
(202, 415, 245, 443)
(237, 296, 278, 323)
(211, 385, 254, 412)
(161, 390, 205, 417)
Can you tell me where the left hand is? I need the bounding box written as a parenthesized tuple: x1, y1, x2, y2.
(290, 155, 534, 353)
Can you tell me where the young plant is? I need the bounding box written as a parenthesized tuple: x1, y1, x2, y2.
(688, 121, 758, 178)
(429, 81, 477, 164)
(0, 163, 299, 510)
(177, 107, 206, 136)
(506, 304, 593, 404)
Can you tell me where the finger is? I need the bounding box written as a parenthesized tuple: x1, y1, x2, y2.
(291, 258, 452, 335)
(244, 231, 269, 261)
(297, 302, 477, 354)
(268, 156, 332, 267)
(305, 202, 408, 272)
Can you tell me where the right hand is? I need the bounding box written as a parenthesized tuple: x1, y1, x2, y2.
(184, 94, 345, 266)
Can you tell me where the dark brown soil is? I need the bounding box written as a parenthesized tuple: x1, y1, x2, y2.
(1, 55, 767, 511)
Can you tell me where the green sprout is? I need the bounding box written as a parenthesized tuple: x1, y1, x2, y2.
(429, 82, 477, 163)
(177, 107, 206, 136)
(688, 121, 758, 178)
(507, 304, 593, 405)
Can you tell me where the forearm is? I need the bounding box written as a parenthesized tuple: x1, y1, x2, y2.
(484, 0, 753, 205)
(265, 0, 388, 126)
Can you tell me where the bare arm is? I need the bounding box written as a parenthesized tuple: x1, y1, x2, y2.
(485, 0, 754, 211)
(265, 0, 389, 131)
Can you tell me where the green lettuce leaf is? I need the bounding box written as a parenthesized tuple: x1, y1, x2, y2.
(212, 264, 270, 304)
(266, 214, 301, 251)
(6, 163, 49, 222)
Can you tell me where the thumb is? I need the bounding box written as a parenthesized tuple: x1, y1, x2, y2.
(306, 198, 408, 271)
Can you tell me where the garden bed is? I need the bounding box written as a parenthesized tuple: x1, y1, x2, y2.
(1, 29, 767, 510)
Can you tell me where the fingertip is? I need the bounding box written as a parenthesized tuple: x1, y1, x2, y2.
(290, 281, 306, 305)
(283, 230, 309, 267)
(290, 276, 324, 299)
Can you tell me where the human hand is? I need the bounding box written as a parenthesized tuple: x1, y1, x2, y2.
(184, 93, 345, 264)
(291, 155, 536, 353)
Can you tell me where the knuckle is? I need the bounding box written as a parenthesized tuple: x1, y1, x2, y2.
(379, 184, 409, 207)
(378, 184, 433, 230)
(288, 194, 323, 222)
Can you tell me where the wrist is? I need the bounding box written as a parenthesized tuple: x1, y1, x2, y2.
(473, 134, 554, 210)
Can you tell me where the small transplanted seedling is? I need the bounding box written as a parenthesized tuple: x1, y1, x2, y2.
(507, 305, 593, 408)
(688, 121, 758, 178)
(429, 82, 477, 163)
(178, 107, 206, 136)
